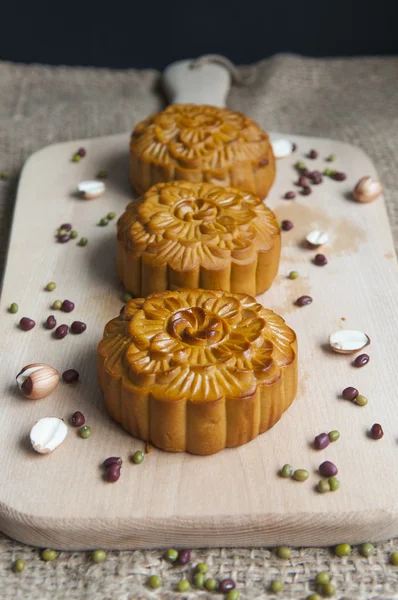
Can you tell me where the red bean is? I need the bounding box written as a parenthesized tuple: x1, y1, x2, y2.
(61, 300, 75, 313)
(103, 457, 123, 468)
(55, 324, 69, 339)
(333, 172, 347, 181)
(71, 321, 86, 334)
(308, 149, 318, 159)
(62, 369, 79, 383)
(311, 175, 323, 185)
(314, 254, 328, 266)
(19, 317, 35, 331)
(219, 579, 236, 593)
(296, 295, 312, 307)
(60, 223, 72, 231)
(284, 191, 296, 200)
(319, 461, 338, 477)
(178, 549, 191, 565)
(354, 354, 370, 368)
(77, 147, 86, 157)
(281, 220, 294, 231)
(301, 186, 312, 196)
(370, 423, 383, 440)
(310, 170, 322, 179)
(57, 234, 70, 243)
(314, 433, 330, 450)
(106, 463, 121, 482)
(71, 411, 85, 427)
(342, 387, 359, 400)
(46, 315, 56, 329)
(297, 176, 308, 187)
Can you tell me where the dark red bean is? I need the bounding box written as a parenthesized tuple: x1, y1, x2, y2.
(60, 223, 72, 231)
(77, 147, 86, 157)
(342, 386, 359, 400)
(292, 143, 297, 152)
(61, 299, 75, 313)
(281, 220, 294, 231)
(310, 170, 322, 180)
(58, 234, 70, 243)
(314, 254, 328, 266)
(308, 149, 318, 159)
(284, 191, 296, 200)
(314, 433, 330, 450)
(46, 315, 57, 330)
(71, 321, 86, 334)
(354, 354, 370, 368)
(19, 317, 35, 331)
(301, 186, 312, 196)
(297, 176, 308, 188)
(178, 549, 191, 565)
(370, 423, 383, 440)
(71, 411, 85, 427)
(301, 168, 311, 177)
(319, 460, 338, 477)
(333, 171, 347, 181)
(55, 324, 69, 339)
(296, 295, 312, 307)
(103, 457, 123, 468)
(311, 175, 323, 185)
(106, 463, 121, 482)
(219, 579, 236, 593)
(62, 369, 79, 383)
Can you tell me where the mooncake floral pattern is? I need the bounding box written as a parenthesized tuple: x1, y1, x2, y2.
(131, 104, 270, 170)
(99, 289, 296, 402)
(117, 181, 280, 270)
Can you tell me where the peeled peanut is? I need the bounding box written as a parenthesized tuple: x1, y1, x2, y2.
(329, 330, 370, 354)
(30, 417, 68, 454)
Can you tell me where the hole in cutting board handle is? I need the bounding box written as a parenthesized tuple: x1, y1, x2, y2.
(162, 58, 232, 107)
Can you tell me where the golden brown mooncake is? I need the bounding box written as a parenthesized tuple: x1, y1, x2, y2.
(117, 180, 281, 297)
(98, 289, 298, 455)
(130, 104, 276, 199)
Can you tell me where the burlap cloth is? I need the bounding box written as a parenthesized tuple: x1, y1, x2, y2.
(0, 55, 397, 599)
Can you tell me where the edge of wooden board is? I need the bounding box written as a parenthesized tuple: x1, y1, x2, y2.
(1, 502, 398, 550)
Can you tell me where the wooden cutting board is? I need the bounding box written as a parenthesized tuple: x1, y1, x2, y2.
(1, 132, 397, 550)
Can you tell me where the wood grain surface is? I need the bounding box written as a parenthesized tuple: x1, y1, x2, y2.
(1, 133, 397, 550)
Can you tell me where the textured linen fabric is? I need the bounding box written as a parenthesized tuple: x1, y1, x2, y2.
(0, 55, 397, 599)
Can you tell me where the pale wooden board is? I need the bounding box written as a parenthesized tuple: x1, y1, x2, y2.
(1, 133, 398, 550)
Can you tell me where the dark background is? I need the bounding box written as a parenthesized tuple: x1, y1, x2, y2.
(1, 1, 397, 69)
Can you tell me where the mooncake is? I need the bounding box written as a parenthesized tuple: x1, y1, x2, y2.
(98, 289, 298, 455)
(117, 180, 281, 297)
(130, 104, 276, 199)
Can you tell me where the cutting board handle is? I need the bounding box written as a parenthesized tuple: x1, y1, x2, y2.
(162, 58, 231, 107)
